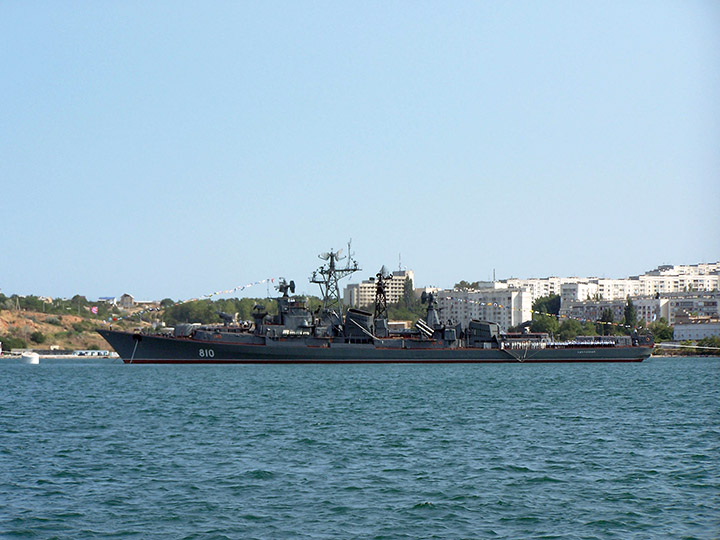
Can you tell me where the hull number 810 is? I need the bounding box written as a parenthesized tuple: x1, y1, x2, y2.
(198, 348, 215, 358)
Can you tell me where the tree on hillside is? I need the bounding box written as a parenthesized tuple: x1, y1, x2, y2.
(161, 297, 287, 326)
(530, 313, 559, 336)
(582, 321, 597, 336)
(598, 308, 615, 336)
(532, 294, 561, 316)
(70, 295, 88, 316)
(454, 280, 483, 290)
(17, 296, 44, 312)
(648, 317, 673, 342)
(387, 304, 426, 323)
(0, 334, 27, 350)
(697, 336, 720, 355)
(624, 297, 637, 330)
(558, 319, 584, 341)
(401, 277, 416, 310)
(70, 294, 88, 305)
(162, 300, 220, 325)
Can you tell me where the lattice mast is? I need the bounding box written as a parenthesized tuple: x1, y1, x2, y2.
(373, 266, 392, 320)
(310, 240, 361, 312)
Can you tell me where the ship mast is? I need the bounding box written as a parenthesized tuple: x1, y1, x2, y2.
(310, 240, 361, 313)
(373, 266, 392, 321)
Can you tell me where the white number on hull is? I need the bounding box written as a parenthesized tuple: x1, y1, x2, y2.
(198, 348, 215, 358)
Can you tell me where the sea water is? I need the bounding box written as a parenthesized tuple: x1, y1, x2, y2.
(1, 357, 718, 539)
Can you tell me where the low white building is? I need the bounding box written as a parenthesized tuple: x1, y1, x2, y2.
(116, 294, 160, 311)
(673, 322, 720, 341)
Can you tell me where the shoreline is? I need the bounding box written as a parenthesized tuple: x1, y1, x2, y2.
(1, 353, 120, 360)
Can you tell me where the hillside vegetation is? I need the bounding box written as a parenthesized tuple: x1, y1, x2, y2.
(0, 310, 126, 351)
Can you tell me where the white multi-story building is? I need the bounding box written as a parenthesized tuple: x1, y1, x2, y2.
(633, 297, 667, 324)
(645, 262, 720, 276)
(560, 281, 599, 304)
(344, 270, 415, 309)
(437, 288, 532, 332)
(595, 278, 643, 300)
(503, 277, 580, 302)
(635, 274, 720, 296)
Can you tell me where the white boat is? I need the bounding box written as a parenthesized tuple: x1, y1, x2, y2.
(21, 352, 40, 364)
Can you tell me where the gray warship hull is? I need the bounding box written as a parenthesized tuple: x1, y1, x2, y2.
(97, 329, 652, 364)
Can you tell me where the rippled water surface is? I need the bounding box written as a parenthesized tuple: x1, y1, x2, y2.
(1, 357, 718, 539)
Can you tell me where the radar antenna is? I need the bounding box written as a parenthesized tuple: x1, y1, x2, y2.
(421, 291, 437, 307)
(310, 240, 360, 312)
(276, 278, 296, 298)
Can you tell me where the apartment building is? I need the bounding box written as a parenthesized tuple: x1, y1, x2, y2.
(663, 291, 720, 325)
(436, 288, 532, 332)
(344, 270, 415, 308)
(560, 281, 599, 305)
(503, 277, 581, 302)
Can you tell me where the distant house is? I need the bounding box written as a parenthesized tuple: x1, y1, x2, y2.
(117, 294, 160, 311)
(135, 300, 161, 309)
(98, 296, 117, 306)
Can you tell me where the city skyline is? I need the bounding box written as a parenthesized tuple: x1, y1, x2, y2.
(3, 258, 718, 303)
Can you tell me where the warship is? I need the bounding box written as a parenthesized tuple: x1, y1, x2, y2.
(98, 248, 654, 364)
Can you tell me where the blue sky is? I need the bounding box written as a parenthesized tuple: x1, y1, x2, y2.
(2, 1, 718, 301)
